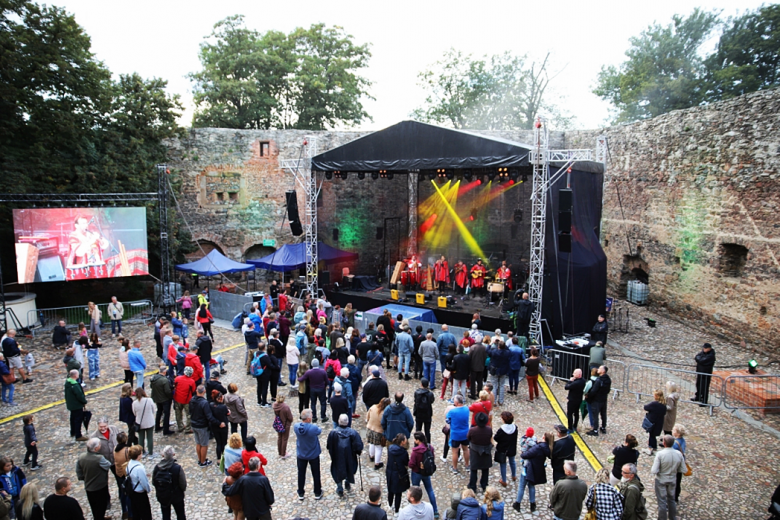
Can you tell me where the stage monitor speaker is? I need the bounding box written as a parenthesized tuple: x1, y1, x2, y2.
(416, 293, 425, 305)
(319, 271, 330, 286)
(391, 289, 399, 300)
(559, 188, 573, 212)
(34, 255, 66, 282)
(559, 232, 572, 253)
(438, 296, 447, 308)
(559, 211, 572, 233)
(285, 191, 303, 236)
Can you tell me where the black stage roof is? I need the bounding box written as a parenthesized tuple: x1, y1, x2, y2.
(312, 120, 536, 172)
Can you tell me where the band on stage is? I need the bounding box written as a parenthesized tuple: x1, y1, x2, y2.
(398, 254, 516, 300)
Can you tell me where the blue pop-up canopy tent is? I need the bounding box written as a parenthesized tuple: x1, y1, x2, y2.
(247, 242, 358, 272)
(175, 249, 255, 276)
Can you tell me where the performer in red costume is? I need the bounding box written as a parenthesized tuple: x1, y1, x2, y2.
(470, 259, 486, 297)
(434, 255, 450, 294)
(496, 260, 512, 294)
(454, 261, 468, 294)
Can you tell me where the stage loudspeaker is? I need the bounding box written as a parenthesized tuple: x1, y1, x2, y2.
(559, 232, 572, 253)
(559, 189, 573, 212)
(391, 289, 399, 300)
(285, 191, 303, 236)
(34, 256, 66, 282)
(416, 293, 425, 305)
(559, 211, 572, 233)
(319, 271, 330, 286)
(332, 229, 339, 241)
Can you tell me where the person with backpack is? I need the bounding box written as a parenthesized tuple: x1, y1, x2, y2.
(413, 379, 435, 444)
(251, 344, 271, 408)
(153, 445, 187, 520)
(326, 413, 364, 497)
(125, 445, 152, 520)
(409, 432, 439, 519)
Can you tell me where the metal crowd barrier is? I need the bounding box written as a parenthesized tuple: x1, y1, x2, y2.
(722, 374, 780, 414)
(626, 363, 724, 415)
(27, 299, 154, 337)
(543, 350, 627, 399)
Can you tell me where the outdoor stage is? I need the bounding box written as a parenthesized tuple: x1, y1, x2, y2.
(325, 283, 513, 331)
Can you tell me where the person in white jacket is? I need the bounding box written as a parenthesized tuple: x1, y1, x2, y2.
(108, 296, 124, 337)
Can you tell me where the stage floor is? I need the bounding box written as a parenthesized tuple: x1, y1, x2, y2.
(325, 285, 512, 331)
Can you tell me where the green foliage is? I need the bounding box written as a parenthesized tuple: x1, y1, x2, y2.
(593, 8, 719, 123)
(190, 16, 372, 130)
(705, 4, 780, 101)
(411, 49, 573, 130)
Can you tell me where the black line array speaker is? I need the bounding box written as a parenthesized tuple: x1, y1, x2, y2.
(558, 232, 572, 253)
(559, 188, 572, 233)
(285, 191, 303, 236)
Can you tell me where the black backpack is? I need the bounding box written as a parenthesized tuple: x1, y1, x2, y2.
(420, 445, 437, 476)
(153, 464, 179, 502)
(416, 390, 431, 409)
(326, 362, 336, 379)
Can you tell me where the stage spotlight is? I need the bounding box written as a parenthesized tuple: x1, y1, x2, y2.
(487, 172, 496, 182)
(379, 169, 387, 178)
(436, 168, 447, 179)
(426, 170, 436, 181)
(509, 168, 519, 182)
(463, 169, 473, 181)
(371, 171, 379, 180)
(497, 167, 509, 179)
(514, 209, 523, 222)
(357, 172, 366, 180)
(446, 170, 454, 180)
(387, 172, 394, 180)
(748, 359, 758, 374)
(325, 171, 334, 180)
(522, 173, 529, 183)
(334, 171, 348, 180)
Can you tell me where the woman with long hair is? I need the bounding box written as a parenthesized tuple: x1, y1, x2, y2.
(126, 445, 153, 520)
(210, 390, 230, 461)
(272, 394, 294, 459)
(609, 434, 639, 486)
(224, 383, 248, 444)
(366, 397, 391, 469)
(482, 486, 504, 520)
(132, 387, 157, 458)
(113, 432, 132, 517)
(87, 301, 101, 337)
(585, 468, 624, 519)
(15, 483, 43, 520)
(385, 433, 410, 515)
(297, 361, 310, 414)
(494, 411, 518, 487)
(176, 290, 192, 320)
(643, 389, 667, 456)
(222, 433, 243, 475)
(196, 303, 214, 340)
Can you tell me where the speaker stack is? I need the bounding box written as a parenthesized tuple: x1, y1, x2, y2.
(558, 188, 572, 253)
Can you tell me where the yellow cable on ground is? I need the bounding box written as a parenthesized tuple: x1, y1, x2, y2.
(0, 341, 246, 425)
(538, 376, 603, 472)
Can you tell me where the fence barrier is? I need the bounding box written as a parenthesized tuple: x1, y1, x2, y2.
(722, 374, 780, 414)
(544, 350, 627, 399)
(27, 299, 153, 337)
(626, 363, 724, 415)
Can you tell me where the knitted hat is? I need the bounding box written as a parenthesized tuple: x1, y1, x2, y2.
(525, 427, 534, 437)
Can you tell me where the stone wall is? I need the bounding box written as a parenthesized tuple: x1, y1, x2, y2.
(566, 88, 780, 349)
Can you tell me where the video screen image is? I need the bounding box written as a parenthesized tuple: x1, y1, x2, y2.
(12, 207, 150, 283)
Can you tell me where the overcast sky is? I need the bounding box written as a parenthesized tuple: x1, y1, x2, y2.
(50, 0, 765, 132)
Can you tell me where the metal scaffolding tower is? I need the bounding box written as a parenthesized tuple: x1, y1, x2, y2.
(157, 164, 173, 312)
(527, 119, 549, 341)
(407, 171, 418, 257)
(281, 138, 321, 298)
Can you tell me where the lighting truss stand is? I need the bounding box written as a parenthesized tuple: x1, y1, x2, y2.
(157, 164, 173, 312)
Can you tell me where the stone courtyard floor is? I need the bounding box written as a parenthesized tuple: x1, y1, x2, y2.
(0, 309, 777, 520)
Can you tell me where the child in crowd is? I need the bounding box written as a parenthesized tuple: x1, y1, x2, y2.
(21, 349, 34, 376)
(482, 486, 505, 519)
(22, 415, 41, 470)
(77, 322, 87, 337)
(63, 347, 81, 377)
(519, 427, 537, 471)
(87, 333, 101, 380)
(445, 492, 461, 519)
(0, 456, 26, 513)
(181, 318, 189, 343)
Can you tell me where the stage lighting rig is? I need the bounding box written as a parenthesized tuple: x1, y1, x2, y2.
(371, 171, 379, 180)
(509, 168, 519, 182)
(357, 172, 366, 180)
(497, 167, 509, 179)
(463, 169, 473, 181)
(436, 168, 448, 179)
(334, 171, 348, 180)
(379, 170, 394, 179)
(325, 171, 334, 180)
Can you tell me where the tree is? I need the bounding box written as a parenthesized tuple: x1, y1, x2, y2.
(411, 49, 572, 130)
(190, 17, 372, 130)
(705, 4, 780, 101)
(593, 8, 720, 123)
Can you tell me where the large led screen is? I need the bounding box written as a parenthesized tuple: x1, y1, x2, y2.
(12, 208, 150, 283)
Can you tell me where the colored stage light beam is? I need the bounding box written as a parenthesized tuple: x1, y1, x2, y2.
(419, 213, 438, 234)
(427, 180, 460, 249)
(431, 180, 486, 259)
(457, 179, 482, 197)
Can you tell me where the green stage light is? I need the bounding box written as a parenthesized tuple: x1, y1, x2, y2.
(748, 359, 758, 374)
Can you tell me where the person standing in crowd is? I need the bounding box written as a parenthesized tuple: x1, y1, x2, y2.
(523, 348, 541, 402)
(210, 391, 230, 461)
(0, 353, 16, 407)
(672, 424, 687, 504)
(108, 296, 124, 337)
(22, 415, 41, 471)
(651, 435, 685, 520)
(440, 345, 457, 400)
(564, 369, 585, 433)
(53, 320, 71, 350)
(196, 303, 214, 341)
(2, 330, 32, 384)
(591, 314, 608, 345)
(64, 369, 88, 441)
(396, 325, 414, 381)
(363, 367, 390, 411)
(452, 345, 471, 403)
(366, 397, 391, 470)
(382, 392, 415, 445)
(419, 333, 439, 390)
(0, 457, 24, 518)
(436, 325, 457, 377)
(513, 431, 551, 513)
(151, 365, 174, 436)
(408, 432, 439, 518)
(15, 481, 43, 520)
(297, 361, 310, 414)
(493, 411, 518, 487)
(446, 395, 471, 473)
(413, 378, 435, 443)
(206, 372, 227, 403)
(584, 468, 624, 520)
(222, 433, 243, 475)
(132, 387, 157, 458)
(43, 478, 84, 520)
(294, 409, 324, 501)
(240, 436, 267, 476)
(326, 413, 364, 497)
(609, 434, 639, 486)
(514, 293, 534, 341)
(191, 384, 223, 467)
(153, 445, 187, 520)
(119, 339, 133, 385)
(244, 322, 262, 375)
(487, 341, 510, 405)
(467, 412, 493, 494)
(481, 487, 504, 520)
(643, 389, 667, 456)
(251, 344, 271, 408)
(618, 463, 647, 520)
(224, 383, 248, 444)
(87, 302, 101, 338)
(329, 384, 350, 430)
(468, 338, 487, 400)
(127, 341, 146, 389)
(222, 457, 275, 520)
(119, 383, 138, 446)
(195, 330, 213, 381)
(693, 343, 716, 405)
(507, 338, 525, 396)
(663, 381, 679, 435)
(177, 291, 193, 320)
(588, 342, 606, 373)
(75, 438, 112, 520)
(397, 486, 434, 520)
(272, 395, 294, 458)
(173, 366, 196, 434)
(548, 460, 588, 520)
(455, 489, 484, 520)
(352, 485, 387, 520)
(585, 366, 611, 437)
(386, 434, 410, 516)
(89, 418, 118, 492)
(551, 425, 576, 484)
(287, 334, 301, 386)
(299, 359, 329, 422)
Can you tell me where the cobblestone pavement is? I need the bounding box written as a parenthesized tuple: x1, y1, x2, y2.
(0, 319, 778, 519)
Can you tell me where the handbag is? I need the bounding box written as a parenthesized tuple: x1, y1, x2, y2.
(442, 369, 451, 380)
(641, 416, 654, 432)
(584, 485, 598, 520)
(1, 373, 16, 385)
(684, 461, 692, 477)
(133, 400, 148, 433)
(494, 450, 507, 464)
(272, 414, 285, 433)
(441, 424, 451, 435)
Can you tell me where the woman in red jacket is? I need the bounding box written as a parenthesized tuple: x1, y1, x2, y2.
(196, 303, 214, 340)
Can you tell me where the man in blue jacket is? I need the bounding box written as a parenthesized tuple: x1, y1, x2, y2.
(396, 326, 414, 381)
(487, 341, 511, 405)
(381, 392, 414, 442)
(507, 339, 526, 396)
(294, 409, 323, 501)
(127, 340, 146, 389)
(436, 325, 457, 377)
